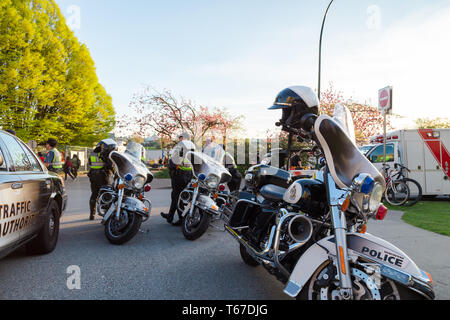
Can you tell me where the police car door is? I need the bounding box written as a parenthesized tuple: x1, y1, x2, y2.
(0, 133, 24, 250)
(0, 133, 46, 243)
(17, 138, 52, 240)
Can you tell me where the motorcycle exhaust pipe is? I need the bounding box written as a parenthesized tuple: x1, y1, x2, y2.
(225, 225, 276, 262)
(287, 215, 313, 245)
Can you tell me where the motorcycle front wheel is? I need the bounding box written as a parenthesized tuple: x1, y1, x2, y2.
(297, 261, 425, 300)
(182, 207, 210, 241)
(104, 211, 142, 245)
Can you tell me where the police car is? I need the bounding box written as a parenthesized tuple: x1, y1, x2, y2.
(0, 130, 67, 259)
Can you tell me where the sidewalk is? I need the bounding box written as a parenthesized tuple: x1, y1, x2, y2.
(368, 209, 450, 300)
(151, 178, 171, 189)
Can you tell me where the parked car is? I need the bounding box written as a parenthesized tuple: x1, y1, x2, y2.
(0, 130, 67, 259)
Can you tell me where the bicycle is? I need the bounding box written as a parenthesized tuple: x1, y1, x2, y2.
(383, 164, 410, 206)
(393, 163, 423, 207)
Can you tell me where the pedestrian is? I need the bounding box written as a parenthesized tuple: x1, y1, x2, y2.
(38, 152, 45, 163)
(72, 154, 80, 178)
(63, 156, 75, 181)
(44, 138, 63, 173)
(161, 132, 194, 226)
(88, 140, 116, 220)
(289, 152, 304, 170)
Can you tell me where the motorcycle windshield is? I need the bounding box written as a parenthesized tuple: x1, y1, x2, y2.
(333, 103, 356, 145)
(314, 114, 385, 190)
(186, 151, 231, 184)
(171, 140, 197, 165)
(202, 143, 226, 164)
(110, 150, 151, 182)
(125, 141, 144, 160)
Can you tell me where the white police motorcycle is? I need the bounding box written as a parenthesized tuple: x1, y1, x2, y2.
(178, 144, 232, 240)
(96, 142, 153, 245)
(224, 87, 434, 300)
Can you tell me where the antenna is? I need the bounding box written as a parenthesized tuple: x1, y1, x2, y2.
(318, 0, 335, 101)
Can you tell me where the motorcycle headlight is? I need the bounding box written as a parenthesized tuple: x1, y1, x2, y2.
(368, 182, 383, 213)
(132, 175, 146, 189)
(205, 174, 219, 189)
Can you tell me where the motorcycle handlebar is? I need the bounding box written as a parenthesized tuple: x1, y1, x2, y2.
(394, 163, 410, 173)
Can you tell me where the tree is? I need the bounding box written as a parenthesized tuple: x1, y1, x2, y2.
(118, 87, 243, 146)
(319, 84, 394, 145)
(263, 84, 394, 148)
(415, 117, 450, 129)
(0, 0, 115, 146)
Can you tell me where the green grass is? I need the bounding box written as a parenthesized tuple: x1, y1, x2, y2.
(386, 201, 450, 237)
(152, 168, 170, 179)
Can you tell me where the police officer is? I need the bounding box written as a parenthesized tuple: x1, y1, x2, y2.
(87, 151, 107, 220)
(44, 138, 63, 173)
(88, 140, 117, 220)
(161, 132, 194, 226)
(222, 145, 242, 193)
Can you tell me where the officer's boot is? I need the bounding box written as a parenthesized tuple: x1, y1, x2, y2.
(89, 203, 95, 221)
(160, 212, 174, 224)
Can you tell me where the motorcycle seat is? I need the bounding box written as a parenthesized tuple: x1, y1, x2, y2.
(260, 184, 286, 202)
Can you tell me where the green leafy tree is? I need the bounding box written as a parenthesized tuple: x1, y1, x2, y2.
(0, 0, 115, 146)
(415, 117, 450, 129)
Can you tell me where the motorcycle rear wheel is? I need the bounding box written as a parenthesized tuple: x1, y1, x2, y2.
(182, 207, 210, 241)
(105, 211, 142, 245)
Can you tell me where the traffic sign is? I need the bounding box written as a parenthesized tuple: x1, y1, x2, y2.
(378, 86, 392, 114)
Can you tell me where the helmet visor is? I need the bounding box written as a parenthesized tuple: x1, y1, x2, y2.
(268, 88, 302, 110)
(268, 104, 291, 110)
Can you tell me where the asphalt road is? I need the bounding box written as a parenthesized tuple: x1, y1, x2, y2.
(0, 176, 448, 300)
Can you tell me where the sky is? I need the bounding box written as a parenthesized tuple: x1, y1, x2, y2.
(55, 0, 450, 137)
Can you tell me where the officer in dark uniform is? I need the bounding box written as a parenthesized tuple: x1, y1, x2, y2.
(218, 144, 242, 193)
(161, 133, 194, 226)
(44, 138, 63, 173)
(88, 140, 116, 220)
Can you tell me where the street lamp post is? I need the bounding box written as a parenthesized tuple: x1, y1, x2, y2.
(318, 0, 335, 101)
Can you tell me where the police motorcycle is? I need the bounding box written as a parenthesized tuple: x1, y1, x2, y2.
(224, 86, 434, 300)
(96, 141, 153, 245)
(177, 143, 232, 241)
(259, 147, 321, 179)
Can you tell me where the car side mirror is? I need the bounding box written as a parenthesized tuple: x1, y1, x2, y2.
(0, 154, 3, 167)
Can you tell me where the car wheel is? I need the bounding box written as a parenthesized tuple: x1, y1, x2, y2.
(26, 200, 60, 255)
